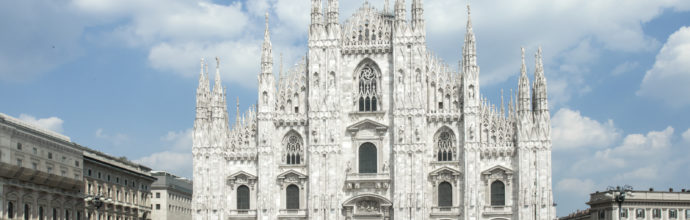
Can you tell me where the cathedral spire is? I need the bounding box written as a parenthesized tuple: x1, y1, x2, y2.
(214, 57, 222, 95)
(411, 0, 424, 30)
(518, 47, 531, 114)
(532, 47, 548, 112)
(384, 0, 390, 14)
(462, 4, 477, 72)
(235, 97, 240, 125)
(395, 0, 406, 22)
(261, 12, 273, 75)
(311, 0, 323, 25)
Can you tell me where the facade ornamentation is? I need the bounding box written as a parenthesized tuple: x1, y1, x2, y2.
(192, 1, 555, 219)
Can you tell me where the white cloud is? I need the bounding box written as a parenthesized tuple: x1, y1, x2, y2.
(551, 108, 620, 149)
(160, 128, 193, 151)
(95, 128, 130, 145)
(638, 26, 690, 107)
(135, 128, 194, 178)
(611, 61, 639, 76)
(682, 128, 690, 142)
(135, 151, 192, 178)
(556, 178, 595, 196)
(17, 114, 65, 133)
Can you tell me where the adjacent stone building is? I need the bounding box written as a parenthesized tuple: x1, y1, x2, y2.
(80, 146, 156, 220)
(0, 113, 85, 220)
(151, 171, 193, 220)
(560, 188, 690, 220)
(192, 0, 556, 219)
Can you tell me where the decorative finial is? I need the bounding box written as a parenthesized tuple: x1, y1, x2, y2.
(265, 11, 269, 28)
(215, 56, 220, 68)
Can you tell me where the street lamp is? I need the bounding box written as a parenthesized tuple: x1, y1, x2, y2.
(607, 185, 633, 218)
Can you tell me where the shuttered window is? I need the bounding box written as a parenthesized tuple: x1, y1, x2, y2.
(237, 185, 250, 210)
(491, 181, 505, 206)
(359, 143, 377, 173)
(286, 185, 300, 209)
(438, 182, 453, 207)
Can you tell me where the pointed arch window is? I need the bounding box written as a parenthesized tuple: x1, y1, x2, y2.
(358, 64, 380, 112)
(359, 143, 377, 173)
(237, 185, 250, 210)
(283, 133, 303, 165)
(435, 129, 456, 161)
(438, 182, 453, 207)
(286, 184, 300, 210)
(491, 180, 505, 206)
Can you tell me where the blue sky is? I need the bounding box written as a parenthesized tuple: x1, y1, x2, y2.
(1, 0, 690, 216)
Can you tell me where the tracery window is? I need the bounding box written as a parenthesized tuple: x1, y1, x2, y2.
(286, 184, 300, 210)
(284, 133, 303, 165)
(490, 180, 505, 206)
(237, 185, 250, 210)
(438, 182, 453, 207)
(358, 64, 379, 112)
(435, 129, 456, 161)
(359, 143, 377, 173)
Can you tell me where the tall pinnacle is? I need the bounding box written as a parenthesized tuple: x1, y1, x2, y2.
(214, 57, 222, 94)
(235, 97, 240, 125)
(462, 4, 477, 72)
(261, 12, 273, 74)
(518, 47, 531, 113)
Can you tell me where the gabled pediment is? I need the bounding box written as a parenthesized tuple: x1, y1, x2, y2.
(277, 170, 307, 180)
(481, 165, 513, 175)
(228, 171, 257, 180)
(346, 119, 388, 135)
(429, 166, 462, 176)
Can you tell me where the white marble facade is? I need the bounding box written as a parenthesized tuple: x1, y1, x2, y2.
(192, 1, 555, 220)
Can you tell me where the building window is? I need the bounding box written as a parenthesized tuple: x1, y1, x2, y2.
(75, 161, 79, 167)
(47, 166, 53, 173)
(32, 162, 38, 170)
(653, 209, 661, 218)
(17, 159, 22, 167)
(87, 169, 91, 176)
(283, 133, 303, 165)
(636, 209, 645, 218)
(435, 129, 456, 161)
(76, 212, 80, 220)
(438, 182, 453, 207)
(53, 208, 58, 220)
(237, 185, 250, 210)
(155, 204, 160, 210)
(286, 184, 300, 210)
(490, 180, 505, 206)
(33, 147, 38, 155)
(107, 175, 110, 181)
(39, 206, 44, 220)
(98, 172, 101, 179)
(17, 142, 22, 150)
(670, 209, 678, 218)
(156, 193, 160, 198)
(599, 211, 606, 219)
(24, 204, 30, 220)
(7, 201, 14, 218)
(358, 143, 377, 173)
(65, 210, 70, 220)
(48, 152, 52, 159)
(358, 64, 379, 112)
(620, 209, 628, 218)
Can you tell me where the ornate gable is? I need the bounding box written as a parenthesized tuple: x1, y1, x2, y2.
(276, 170, 308, 189)
(346, 119, 388, 137)
(227, 171, 258, 190)
(429, 166, 463, 186)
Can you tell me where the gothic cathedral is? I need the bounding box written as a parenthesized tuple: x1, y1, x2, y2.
(192, 0, 555, 219)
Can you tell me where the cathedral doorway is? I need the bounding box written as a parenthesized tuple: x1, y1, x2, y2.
(342, 194, 392, 220)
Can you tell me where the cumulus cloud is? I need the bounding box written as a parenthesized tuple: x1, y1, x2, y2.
(638, 26, 690, 107)
(95, 128, 130, 146)
(551, 108, 620, 149)
(556, 178, 596, 197)
(17, 114, 65, 133)
(135, 151, 193, 178)
(683, 128, 690, 142)
(611, 61, 639, 76)
(135, 128, 193, 178)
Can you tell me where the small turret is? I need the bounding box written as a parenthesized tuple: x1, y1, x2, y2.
(532, 47, 548, 113)
(395, 0, 406, 23)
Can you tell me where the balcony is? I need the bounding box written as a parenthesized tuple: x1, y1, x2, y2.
(483, 205, 512, 216)
(228, 209, 257, 219)
(430, 206, 462, 217)
(278, 209, 308, 219)
(345, 173, 391, 191)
